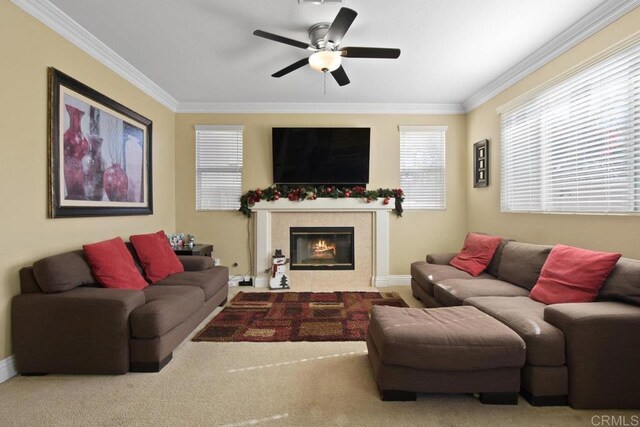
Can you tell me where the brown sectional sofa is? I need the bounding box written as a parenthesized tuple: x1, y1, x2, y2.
(12, 244, 228, 374)
(411, 238, 640, 409)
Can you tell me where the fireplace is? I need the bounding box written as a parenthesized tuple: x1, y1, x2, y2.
(290, 227, 355, 270)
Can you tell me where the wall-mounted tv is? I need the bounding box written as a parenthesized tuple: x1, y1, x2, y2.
(272, 127, 370, 185)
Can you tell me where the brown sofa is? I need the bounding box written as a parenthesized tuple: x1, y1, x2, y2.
(12, 244, 229, 374)
(411, 238, 640, 409)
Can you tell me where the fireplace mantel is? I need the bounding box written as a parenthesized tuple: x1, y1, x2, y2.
(251, 199, 393, 288)
(250, 198, 395, 212)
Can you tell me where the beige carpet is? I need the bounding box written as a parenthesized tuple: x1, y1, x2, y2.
(0, 285, 635, 426)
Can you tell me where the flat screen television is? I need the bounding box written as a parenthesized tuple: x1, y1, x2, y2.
(272, 127, 370, 185)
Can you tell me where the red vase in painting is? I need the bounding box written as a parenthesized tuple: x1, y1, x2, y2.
(103, 163, 128, 202)
(63, 104, 89, 199)
(64, 158, 85, 200)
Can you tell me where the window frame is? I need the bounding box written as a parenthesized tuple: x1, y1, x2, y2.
(399, 125, 447, 211)
(499, 35, 640, 215)
(195, 124, 244, 211)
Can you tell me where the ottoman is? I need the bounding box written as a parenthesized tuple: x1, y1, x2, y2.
(366, 305, 526, 404)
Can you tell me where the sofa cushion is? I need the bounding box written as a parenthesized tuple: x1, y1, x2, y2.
(155, 266, 229, 300)
(32, 250, 95, 293)
(83, 238, 148, 291)
(367, 305, 525, 371)
(130, 231, 184, 283)
(450, 233, 503, 276)
(411, 261, 493, 295)
(486, 238, 512, 278)
(530, 245, 621, 305)
(498, 242, 552, 290)
(598, 258, 640, 306)
(130, 286, 204, 339)
(464, 296, 565, 367)
(434, 279, 530, 306)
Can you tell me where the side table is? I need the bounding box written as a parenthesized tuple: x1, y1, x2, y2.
(172, 244, 213, 257)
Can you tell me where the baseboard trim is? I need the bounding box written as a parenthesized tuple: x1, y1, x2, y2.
(254, 277, 269, 288)
(388, 275, 411, 286)
(373, 276, 389, 288)
(0, 355, 18, 384)
(237, 275, 410, 288)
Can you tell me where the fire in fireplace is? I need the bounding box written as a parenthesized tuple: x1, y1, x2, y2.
(290, 227, 355, 270)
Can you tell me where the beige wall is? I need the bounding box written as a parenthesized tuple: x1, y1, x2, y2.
(0, 2, 176, 359)
(175, 113, 467, 276)
(466, 7, 640, 257)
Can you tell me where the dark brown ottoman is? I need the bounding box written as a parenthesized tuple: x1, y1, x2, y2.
(366, 305, 526, 404)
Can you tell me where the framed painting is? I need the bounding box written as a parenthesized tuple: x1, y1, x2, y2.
(48, 67, 153, 217)
(473, 139, 489, 188)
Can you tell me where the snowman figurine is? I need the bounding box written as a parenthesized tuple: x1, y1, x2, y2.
(269, 249, 290, 290)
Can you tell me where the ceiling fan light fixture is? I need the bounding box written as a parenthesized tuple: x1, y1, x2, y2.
(308, 51, 341, 73)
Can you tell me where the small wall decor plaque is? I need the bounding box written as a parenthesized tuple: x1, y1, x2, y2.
(473, 139, 489, 188)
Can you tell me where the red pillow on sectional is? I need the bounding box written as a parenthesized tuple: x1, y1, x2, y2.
(130, 230, 184, 283)
(449, 232, 503, 276)
(83, 237, 148, 290)
(529, 244, 621, 305)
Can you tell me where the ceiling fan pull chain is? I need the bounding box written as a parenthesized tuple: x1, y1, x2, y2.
(323, 71, 327, 95)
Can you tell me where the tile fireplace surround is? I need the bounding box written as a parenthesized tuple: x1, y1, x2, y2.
(252, 199, 393, 289)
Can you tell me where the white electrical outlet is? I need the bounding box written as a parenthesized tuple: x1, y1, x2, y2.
(214, 258, 221, 266)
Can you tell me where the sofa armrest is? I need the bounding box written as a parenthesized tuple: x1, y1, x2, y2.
(426, 252, 457, 265)
(12, 287, 145, 374)
(544, 302, 640, 408)
(177, 255, 214, 271)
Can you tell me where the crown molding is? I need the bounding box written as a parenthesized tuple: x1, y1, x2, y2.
(175, 102, 465, 115)
(462, 0, 640, 112)
(15, 0, 638, 115)
(11, 0, 179, 112)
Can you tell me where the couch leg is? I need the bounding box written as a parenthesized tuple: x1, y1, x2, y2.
(219, 298, 228, 307)
(379, 389, 417, 401)
(130, 353, 173, 373)
(480, 392, 518, 405)
(520, 389, 567, 406)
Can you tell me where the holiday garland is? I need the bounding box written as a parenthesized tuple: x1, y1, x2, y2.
(239, 185, 404, 217)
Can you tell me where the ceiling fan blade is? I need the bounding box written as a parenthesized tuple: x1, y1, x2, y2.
(324, 7, 357, 46)
(272, 58, 310, 78)
(253, 30, 310, 50)
(331, 65, 350, 86)
(339, 47, 401, 59)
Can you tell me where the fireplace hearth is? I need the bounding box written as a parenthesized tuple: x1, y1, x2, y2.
(290, 227, 355, 270)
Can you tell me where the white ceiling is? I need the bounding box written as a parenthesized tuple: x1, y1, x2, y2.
(45, 0, 613, 108)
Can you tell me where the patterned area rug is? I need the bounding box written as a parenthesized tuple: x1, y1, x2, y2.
(192, 291, 408, 342)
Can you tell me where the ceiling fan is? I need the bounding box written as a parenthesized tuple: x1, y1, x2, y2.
(253, 7, 401, 86)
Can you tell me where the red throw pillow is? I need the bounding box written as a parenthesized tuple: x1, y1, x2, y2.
(529, 244, 621, 304)
(83, 237, 148, 290)
(449, 233, 503, 276)
(130, 230, 184, 283)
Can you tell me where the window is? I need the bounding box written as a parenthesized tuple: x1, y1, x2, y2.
(399, 126, 447, 210)
(195, 125, 243, 210)
(500, 38, 640, 214)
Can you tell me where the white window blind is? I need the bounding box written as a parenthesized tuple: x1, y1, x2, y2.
(501, 38, 640, 214)
(195, 125, 244, 211)
(399, 126, 447, 210)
